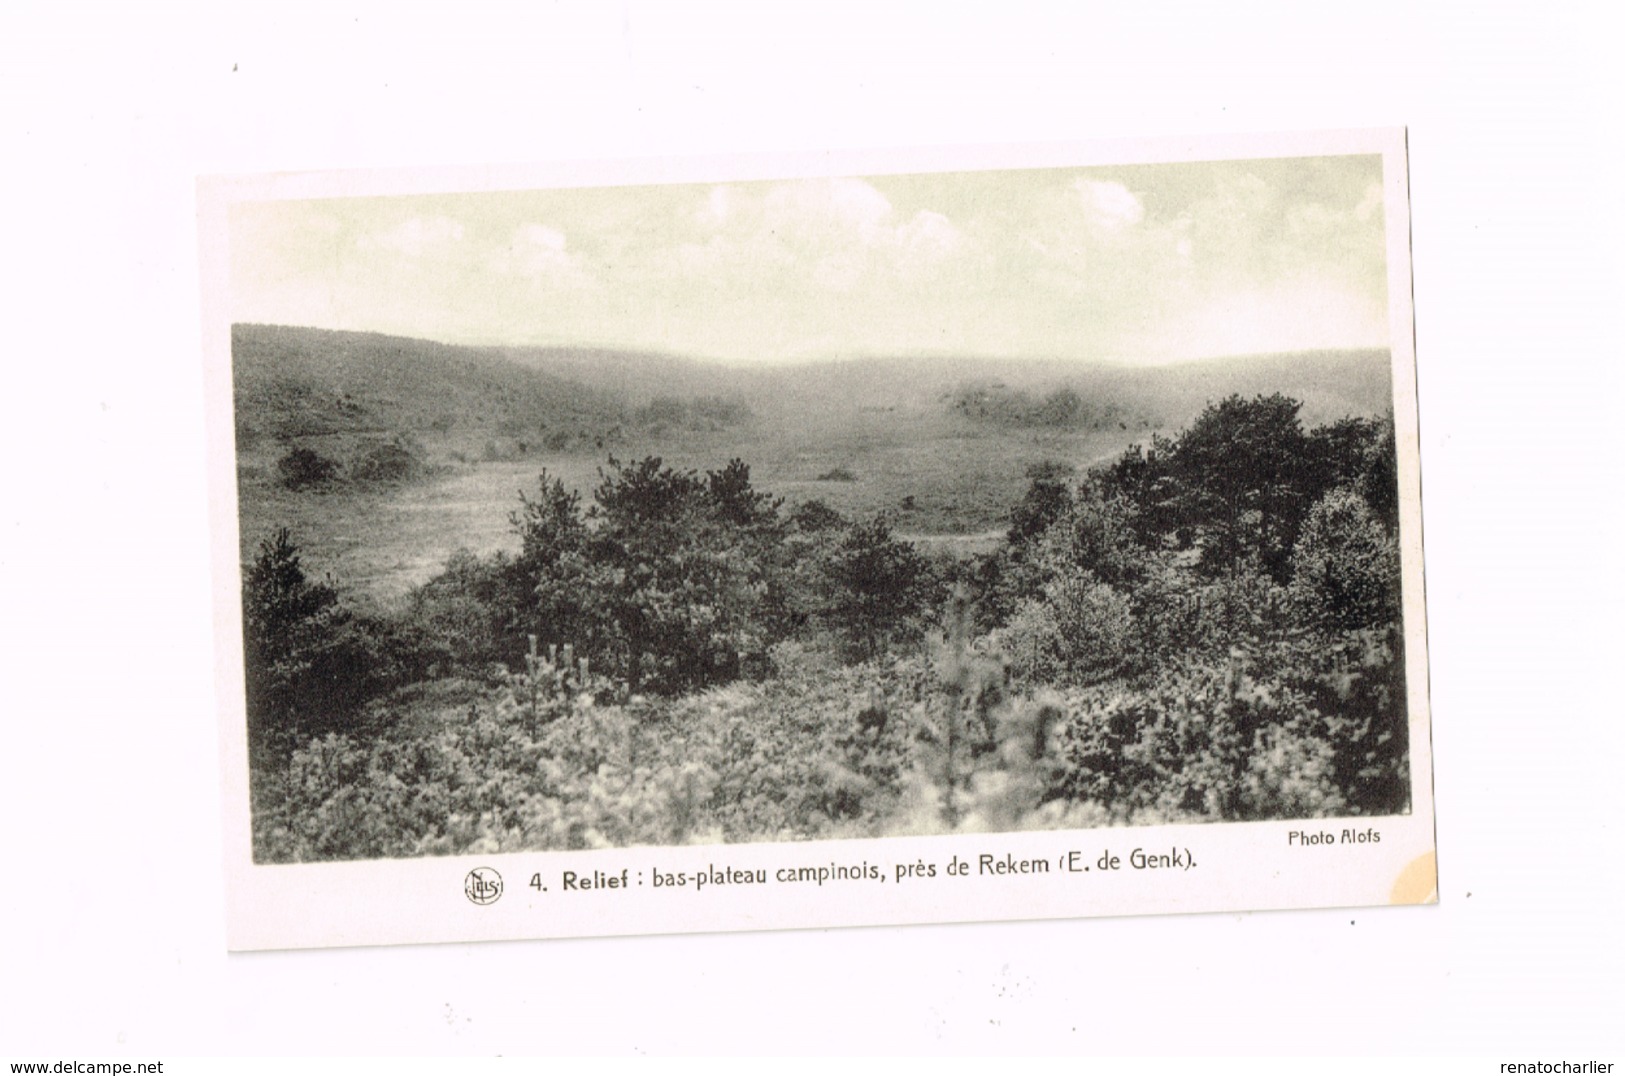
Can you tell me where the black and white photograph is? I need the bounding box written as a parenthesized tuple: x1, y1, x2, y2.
(208, 129, 1433, 931)
(8, 3, 1622, 1063)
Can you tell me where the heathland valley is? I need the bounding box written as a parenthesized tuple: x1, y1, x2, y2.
(236, 323, 1409, 862)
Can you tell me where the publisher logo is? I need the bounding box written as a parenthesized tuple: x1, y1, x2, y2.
(464, 867, 503, 906)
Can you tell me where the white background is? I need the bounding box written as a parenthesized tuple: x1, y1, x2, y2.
(1, 2, 1619, 1057)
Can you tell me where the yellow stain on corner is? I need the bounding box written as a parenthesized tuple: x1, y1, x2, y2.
(1390, 851, 1438, 905)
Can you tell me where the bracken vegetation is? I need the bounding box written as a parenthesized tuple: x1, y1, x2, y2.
(244, 392, 1410, 863)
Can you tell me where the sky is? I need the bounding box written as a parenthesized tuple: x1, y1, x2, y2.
(229, 154, 1390, 366)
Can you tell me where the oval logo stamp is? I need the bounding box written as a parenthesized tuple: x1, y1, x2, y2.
(464, 867, 503, 906)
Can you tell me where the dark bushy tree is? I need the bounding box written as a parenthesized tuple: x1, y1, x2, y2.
(405, 548, 525, 673)
(412, 458, 822, 693)
(349, 439, 422, 484)
(1289, 487, 1402, 633)
(789, 498, 848, 534)
(585, 458, 748, 692)
(511, 457, 792, 694)
(971, 463, 1075, 630)
(242, 530, 397, 741)
(823, 515, 938, 661)
(1037, 486, 1144, 590)
(1006, 461, 1075, 548)
(1358, 412, 1400, 533)
(510, 473, 596, 659)
(1162, 393, 1316, 580)
(276, 447, 339, 490)
(1095, 435, 1180, 547)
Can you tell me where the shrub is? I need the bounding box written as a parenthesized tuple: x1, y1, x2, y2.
(821, 515, 939, 662)
(789, 499, 848, 533)
(405, 548, 528, 673)
(242, 530, 388, 741)
(478, 458, 803, 695)
(1289, 487, 1401, 632)
(1006, 461, 1075, 546)
(350, 439, 423, 484)
(276, 447, 339, 490)
(1035, 488, 1144, 589)
(1002, 571, 1134, 686)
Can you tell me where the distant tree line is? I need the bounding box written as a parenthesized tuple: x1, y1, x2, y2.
(633, 395, 752, 434)
(949, 382, 1144, 431)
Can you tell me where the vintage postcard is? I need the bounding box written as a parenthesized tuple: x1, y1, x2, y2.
(200, 129, 1435, 951)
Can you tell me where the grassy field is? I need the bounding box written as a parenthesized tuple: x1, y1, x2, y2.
(235, 414, 1153, 605)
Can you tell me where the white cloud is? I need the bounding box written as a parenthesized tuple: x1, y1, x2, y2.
(232, 157, 1387, 364)
(1004, 177, 1156, 287)
(518, 223, 566, 252)
(762, 176, 894, 242)
(672, 177, 966, 293)
(1074, 179, 1144, 234)
(493, 222, 588, 285)
(1151, 275, 1389, 362)
(898, 209, 963, 259)
(357, 215, 465, 257)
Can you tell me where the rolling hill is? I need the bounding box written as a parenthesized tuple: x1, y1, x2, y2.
(231, 324, 629, 446)
(230, 323, 1395, 601)
(235, 323, 1392, 447)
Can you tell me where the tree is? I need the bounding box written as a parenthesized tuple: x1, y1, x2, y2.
(276, 447, 338, 490)
(1094, 436, 1180, 547)
(507, 472, 598, 663)
(1289, 487, 1401, 633)
(707, 457, 784, 531)
(1037, 386, 1083, 427)
(1002, 571, 1135, 685)
(1006, 461, 1075, 548)
(1036, 486, 1144, 590)
(823, 515, 937, 661)
(1163, 394, 1317, 580)
(241, 530, 385, 740)
(1357, 412, 1400, 533)
(405, 548, 523, 672)
(582, 457, 791, 693)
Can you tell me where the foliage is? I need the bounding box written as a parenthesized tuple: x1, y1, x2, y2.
(249, 610, 1408, 862)
(634, 394, 751, 434)
(276, 447, 339, 490)
(348, 437, 426, 485)
(403, 549, 525, 674)
(1290, 487, 1402, 632)
(1002, 572, 1136, 685)
(1045, 628, 1407, 823)
(788, 498, 848, 533)
(1094, 397, 1400, 584)
(246, 389, 1412, 861)
(1006, 461, 1075, 548)
(949, 382, 1130, 430)
(1159, 393, 1316, 579)
(582, 456, 788, 693)
(242, 530, 417, 743)
(510, 473, 597, 660)
(820, 514, 940, 662)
